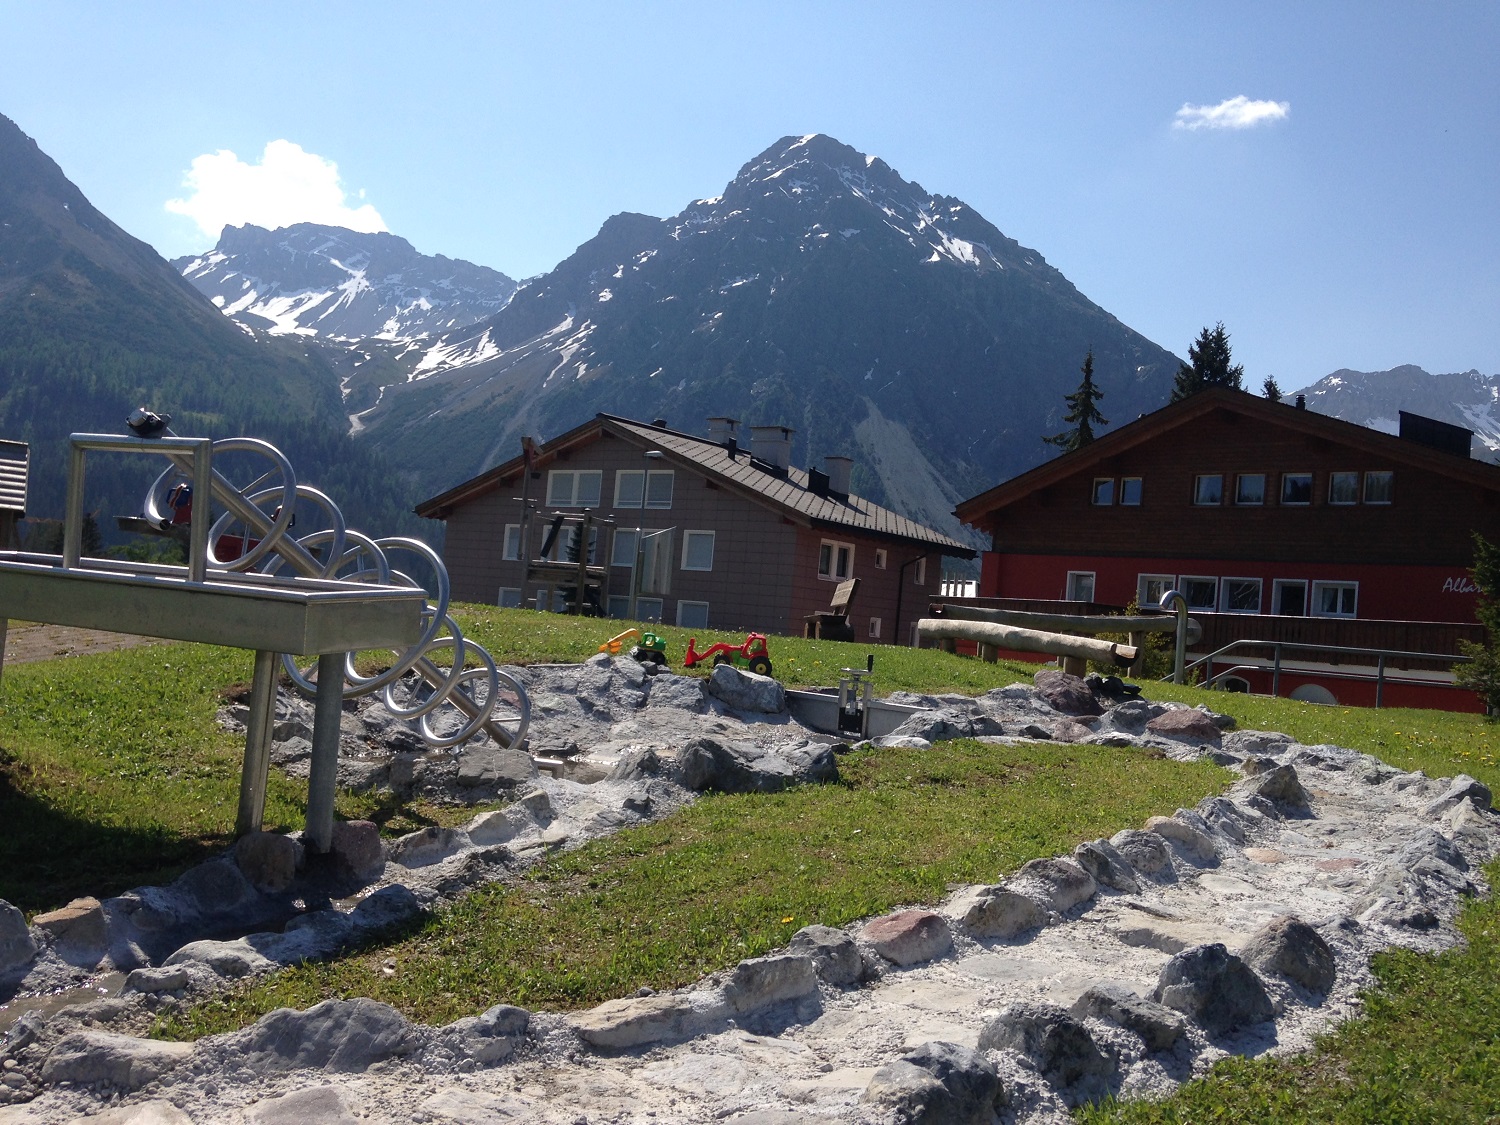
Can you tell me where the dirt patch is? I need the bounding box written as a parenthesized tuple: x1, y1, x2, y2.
(1, 622, 164, 667)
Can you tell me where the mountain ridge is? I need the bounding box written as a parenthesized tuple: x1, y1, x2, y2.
(1293, 364, 1500, 462)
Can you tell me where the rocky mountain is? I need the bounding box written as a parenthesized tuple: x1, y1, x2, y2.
(0, 113, 416, 538)
(173, 225, 517, 413)
(354, 134, 1183, 541)
(1294, 365, 1500, 461)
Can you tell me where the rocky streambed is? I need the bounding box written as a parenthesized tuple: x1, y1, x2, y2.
(0, 659, 1494, 1124)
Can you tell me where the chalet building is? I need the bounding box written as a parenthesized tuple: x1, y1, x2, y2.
(953, 387, 1500, 710)
(417, 414, 974, 642)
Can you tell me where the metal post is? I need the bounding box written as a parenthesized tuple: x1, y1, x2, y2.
(1272, 643, 1282, 698)
(63, 444, 87, 568)
(1376, 654, 1386, 709)
(1160, 590, 1189, 684)
(0, 617, 7, 693)
(235, 649, 279, 837)
(187, 439, 213, 584)
(304, 652, 346, 853)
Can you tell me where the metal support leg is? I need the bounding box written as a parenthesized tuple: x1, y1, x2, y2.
(0, 617, 8, 693)
(235, 650, 279, 838)
(304, 652, 346, 854)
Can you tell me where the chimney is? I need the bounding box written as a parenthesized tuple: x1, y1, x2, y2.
(749, 425, 794, 473)
(1295, 394, 1306, 410)
(824, 455, 853, 498)
(1399, 410, 1473, 458)
(707, 416, 740, 456)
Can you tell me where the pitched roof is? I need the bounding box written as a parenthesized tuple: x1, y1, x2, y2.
(416, 413, 975, 556)
(954, 386, 1500, 525)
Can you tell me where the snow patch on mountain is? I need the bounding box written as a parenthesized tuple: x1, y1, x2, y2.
(1295, 365, 1500, 462)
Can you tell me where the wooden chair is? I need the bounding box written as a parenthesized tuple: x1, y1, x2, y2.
(804, 578, 860, 641)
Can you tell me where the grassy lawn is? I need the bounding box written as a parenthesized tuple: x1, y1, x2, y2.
(156, 739, 1228, 1035)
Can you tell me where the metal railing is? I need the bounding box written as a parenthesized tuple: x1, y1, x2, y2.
(1184, 637, 1472, 708)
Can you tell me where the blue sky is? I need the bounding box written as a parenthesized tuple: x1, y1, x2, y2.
(2, 1, 1496, 388)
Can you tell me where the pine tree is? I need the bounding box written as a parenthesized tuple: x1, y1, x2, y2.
(1455, 532, 1500, 717)
(1262, 375, 1283, 402)
(1043, 350, 1108, 453)
(1171, 323, 1245, 401)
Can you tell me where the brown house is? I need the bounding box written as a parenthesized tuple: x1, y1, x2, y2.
(416, 414, 974, 642)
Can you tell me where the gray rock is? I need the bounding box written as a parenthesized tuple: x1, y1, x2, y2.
(456, 745, 539, 789)
(978, 1001, 1114, 1093)
(1010, 857, 1098, 912)
(0, 898, 38, 975)
(645, 674, 708, 712)
(172, 857, 257, 916)
(437, 1015, 520, 1065)
(1240, 915, 1337, 994)
(870, 735, 934, 750)
(234, 832, 304, 894)
(1073, 840, 1141, 894)
(227, 998, 420, 1072)
(68, 1100, 194, 1124)
(125, 964, 191, 994)
(32, 895, 109, 965)
(862, 1040, 1004, 1123)
(1109, 829, 1172, 876)
(1423, 774, 1493, 817)
(675, 737, 805, 794)
(1145, 708, 1223, 743)
(330, 819, 385, 880)
(1400, 828, 1469, 873)
(706, 664, 786, 713)
(949, 886, 1048, 939)
(1100, 698, 1162, 733)
(862, 910, 954, 966)
(789, 924, 862, 985)
(41, 1030, 192, 1090)
(1222, 729, 1295, 756)
(1152, 943, 1275, 1036)
(245, 1083, 363, 1124)
(479, 1003, 530, 1037)
(889, 709, 976, 743)
(389, 825, 472, 868)
(1240, 764, 1312, 815)
(568, 991, 726, 1049)
(722, 953, 819, 1013)
(1034, 670, 1103, 716)
(1144, 816, 1218, 864)
(348, 884, 433, 933)
(1069, 983, 1185, 1052)
(606, 747, 665, 781)
(163, 936, 278, 978)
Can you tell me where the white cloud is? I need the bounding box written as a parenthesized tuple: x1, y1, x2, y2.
(166, 140, 387, 239)
(1173, 95, 1290, 131)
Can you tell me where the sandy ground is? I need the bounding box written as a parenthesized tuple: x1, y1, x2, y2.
(1, 624, 163, 667)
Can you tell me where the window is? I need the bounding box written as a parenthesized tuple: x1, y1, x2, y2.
(1180, 576, 1218, 611)
(681, 530, 715, 571)
(546, 469, 602, 508)
(534, 588, 569, 613)
(1120, 477, 1142, 506)
(1066, 571, 1096, 601)
(497, 587, 522, 608)
(1235, 474, 1266, 505)
(613, 469, 674, 509)
(914, 557, 927, 586)
(1221, 577, 1263, 613)
(1138, 573, 1174, 607)
(1328, 471, 1360, 505)
(1281, 472, 1313, 505)
(635, 597, 663, 623)
(607, 595, 631, 619)
(1092, 478, 1115, 505)
(1364, 470, 1394, 504)
(1193, 474, 1223, 505)
(1272, 579, 1307, 616)
(874, 549, 888, 569)
(542, 524, 598, 564)
(819, 540, 854, 580)
(675, 600, 710, 629)
(502, 524, 521, 561)
(610, 528, 639, 567)
(1312, 581, 1358, 617)
(869, 616, 882, 639)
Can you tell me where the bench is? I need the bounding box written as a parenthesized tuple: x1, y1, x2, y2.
(804, 577, 860, 642)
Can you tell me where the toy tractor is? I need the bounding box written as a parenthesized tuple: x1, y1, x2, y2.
(683, 632, 773, 678)
(599, 628, 670, 667)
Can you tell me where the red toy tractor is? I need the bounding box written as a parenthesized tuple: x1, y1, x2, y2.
(683, 632, 773, 678)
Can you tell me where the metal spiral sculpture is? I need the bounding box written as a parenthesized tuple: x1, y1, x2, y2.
(141, 435, 530, 751)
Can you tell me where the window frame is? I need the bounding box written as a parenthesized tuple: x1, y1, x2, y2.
(502, 523, 521, 561)
(635, 597, 664, 623)
(818, 539, 854, 581)
(1138, 573, 1175, 607)
(675, 600, 710, 629)
(610, 528, 640, 568)
(606, 595, 631, 619)
(1327, 470, 1360, 506)
(1179, 574, 1219, 611)
(1220, 576, 1263, 614)
(1364, 470, 1394, 505)
(496, 587, 522, 609)
(874, 548, 888, 569)
(868, 616, 882, 639)
(1281, 472, 1313, 506)
(1311, 580, 1358, 618)
(1193, 473, 1224, 506)
(1091, 477, 1115, 506)
(546, 469, 603, 508)
(612, 468, 674, 509)
(1234, 473, 1266, 506)
(680, 530, 715, 572)
(1272, 578, 1308, 616)
(1119, 476, 1143, 506)
(914, 556, 927, 586)
(1065, 570, 1096, 602)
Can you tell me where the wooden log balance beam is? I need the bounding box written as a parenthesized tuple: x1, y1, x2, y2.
(927, 602, 1201, 645)
(916, 617, 1137, 667)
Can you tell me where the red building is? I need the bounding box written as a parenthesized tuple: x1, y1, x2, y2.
(953, 388, 1498, 710)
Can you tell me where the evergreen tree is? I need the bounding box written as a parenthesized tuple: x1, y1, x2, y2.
(1171, 322, 1245, 401)
(1262, 375, 1283, 402)
(1456, 532, 1500, 717)
(1043, 350, 1108, 453)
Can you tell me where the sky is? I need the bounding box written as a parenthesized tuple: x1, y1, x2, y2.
(2, 1, 1496, 389)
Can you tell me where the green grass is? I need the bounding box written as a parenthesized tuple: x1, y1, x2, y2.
(154, 739, 1228, 1035)
(1080, 859, 1500, 1124)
